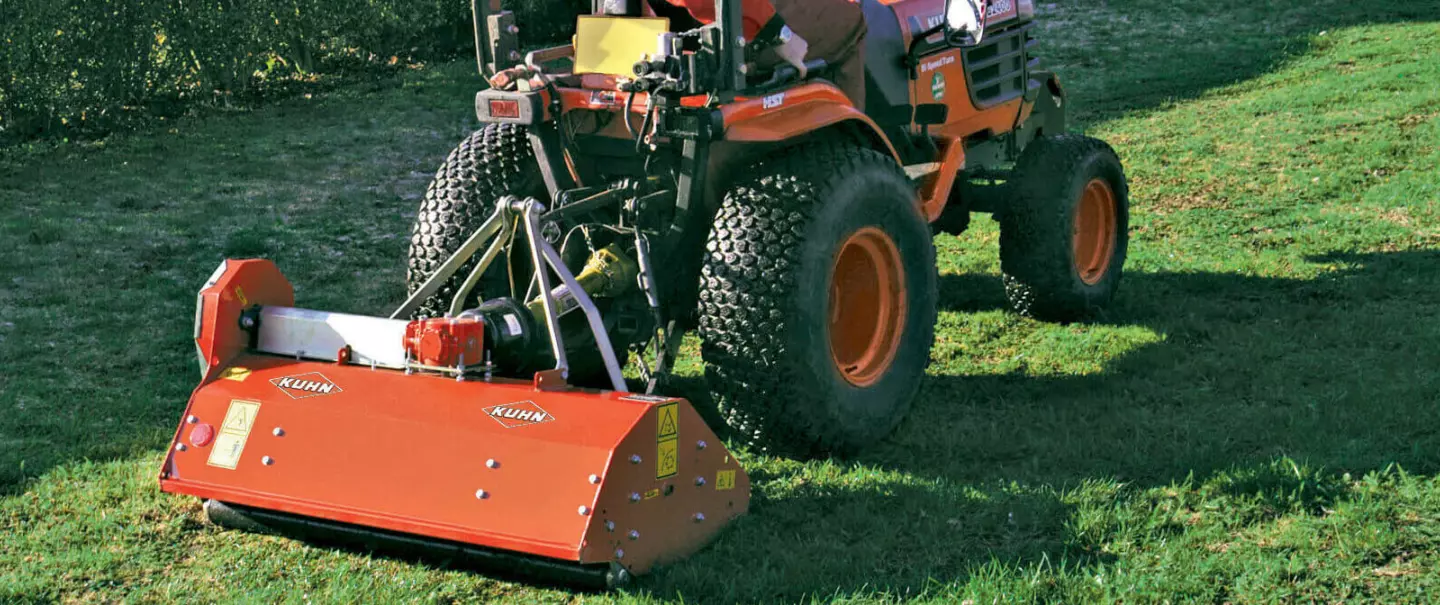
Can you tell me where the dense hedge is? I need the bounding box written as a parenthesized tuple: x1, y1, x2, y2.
(0, 0, 587, 144)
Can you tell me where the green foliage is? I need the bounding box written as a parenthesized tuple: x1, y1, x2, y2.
(0, 0, 585, 144)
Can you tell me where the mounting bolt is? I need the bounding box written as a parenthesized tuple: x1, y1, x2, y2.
(628, 530, 639, 541)
(604, 520, 616, 532)
(578, 505, 591, 516)
(174, 443, 187, 452)
(696, 440, 707, 450)
(272, 427, 284, 437)
(240, 316, 256, 329)
(486, 459, 499, 469)
(186, 415, 198, 424)
(475, 489, 489, 499)
(615, 548, 625, 559)
(629, 492, 641, 503)
(695, 477, 706, 487)
(629, 454, 642, 464)
(588, 474, 601, 484)
(693, 513, 705, 523)
(261, 456, 274, 466)
(508, 50, 522, 61)
(506, 24, 520, 35)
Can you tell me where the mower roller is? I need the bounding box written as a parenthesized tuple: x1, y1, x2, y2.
(161, 0, 1129, 586)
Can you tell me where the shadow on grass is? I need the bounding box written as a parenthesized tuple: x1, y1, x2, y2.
(638, 249, 1440, 602)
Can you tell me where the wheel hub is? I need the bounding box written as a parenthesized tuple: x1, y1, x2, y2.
(829, 227, 906, 387)
(1072, 178, 1118, 285)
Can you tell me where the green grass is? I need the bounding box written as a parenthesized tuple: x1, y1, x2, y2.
(3, 1, 1440, 602)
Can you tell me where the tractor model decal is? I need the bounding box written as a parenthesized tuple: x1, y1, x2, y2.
(270, 372, 343, 399)
(931, 73, 947, 100)
(484, 401, 555, 428)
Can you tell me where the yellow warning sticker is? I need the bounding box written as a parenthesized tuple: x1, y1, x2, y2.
(716, 469, 736, 491)
(208, 399, 260, 470)
(219, 367, 251, 382)
(644, 488, 660, 500)
(656, 402, 678, 440)
(233, 285, 248, 307)
(656, 438, 678, 480)
(655, 402, 679, 480)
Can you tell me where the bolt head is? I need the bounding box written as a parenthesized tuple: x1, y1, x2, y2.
(261, 456, 274, 466)
(629, 454, 642, 464)
(589, 473, 601, 484)
(627, 530, 639, 540)
(272, 427, 284, 437)
(604, 520, 616, 532)
(174, 443, 187, 452)
(695, 477, 706, 487)
(578, 505, 591, 516)
(697, 440, 707, 450)
(629, 492, 641, 503)
(475, 489, 488, 499)
(486, 459, 499, 469)
(240, 316, 256, 329)
(614, 548, 625, 559)
(693, 513, 706, 523)
(186, 415, 198, 424)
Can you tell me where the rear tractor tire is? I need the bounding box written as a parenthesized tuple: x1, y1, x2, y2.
(999, 135, 1129, 321)
(698, 143, 938, 458)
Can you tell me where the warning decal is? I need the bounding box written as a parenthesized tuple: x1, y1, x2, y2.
(716, 469, 736, 491)
(656, 402, 678, 440)
(656, 439, 678, 480)
(208, 399, 260, 470)
(656, 402, 679, 480)
(219, 367, 251, 382)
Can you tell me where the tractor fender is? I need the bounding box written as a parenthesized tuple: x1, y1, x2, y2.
(1030, 71, 1067, 137)
(720, 83, 901, 162)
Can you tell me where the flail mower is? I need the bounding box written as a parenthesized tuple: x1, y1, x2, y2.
(160, 0, 1129, 587)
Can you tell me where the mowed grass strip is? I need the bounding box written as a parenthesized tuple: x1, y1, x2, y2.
(3, 2, 1440, 602)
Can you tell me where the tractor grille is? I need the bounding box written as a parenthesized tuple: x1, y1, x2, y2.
(962, 20, 1038, 109)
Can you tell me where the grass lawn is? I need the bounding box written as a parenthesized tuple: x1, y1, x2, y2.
(3, 0, 1440, 602)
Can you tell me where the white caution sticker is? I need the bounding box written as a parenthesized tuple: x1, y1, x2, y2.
(208, 399, 260, 470)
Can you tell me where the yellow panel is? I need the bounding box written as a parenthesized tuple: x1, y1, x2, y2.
(573, 16, 670, 77)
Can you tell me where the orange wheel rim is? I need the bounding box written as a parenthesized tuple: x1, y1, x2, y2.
(829, 227, 907, 387)
(1073, 178, 1118, 286)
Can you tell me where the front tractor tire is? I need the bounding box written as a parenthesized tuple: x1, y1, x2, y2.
(698, 144, 938, 458)
(999, 135, 1129, 321)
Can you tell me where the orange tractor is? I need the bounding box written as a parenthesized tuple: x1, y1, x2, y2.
(160, 0, 1128, 587)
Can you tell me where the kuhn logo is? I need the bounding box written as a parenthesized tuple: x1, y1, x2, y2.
(484, 401, 554, 429)
(270, 373, 342, 399)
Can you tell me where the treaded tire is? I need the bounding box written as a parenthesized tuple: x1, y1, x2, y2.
(407, 125, 543, 318)
(1000, 134, 1129, 321)
(698, 143, 938, 458)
